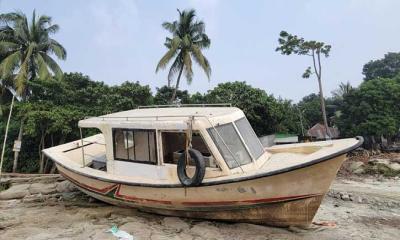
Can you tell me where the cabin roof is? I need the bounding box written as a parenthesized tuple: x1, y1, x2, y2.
(79, 107, 243, 128)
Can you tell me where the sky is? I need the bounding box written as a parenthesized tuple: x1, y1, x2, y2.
(1, 0, 400, 102)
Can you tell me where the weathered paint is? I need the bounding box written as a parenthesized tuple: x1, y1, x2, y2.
(55, 153, 346, 227)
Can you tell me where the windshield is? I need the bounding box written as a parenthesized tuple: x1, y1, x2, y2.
(234, 117, 264, 159)
(208, 123, 252, 169)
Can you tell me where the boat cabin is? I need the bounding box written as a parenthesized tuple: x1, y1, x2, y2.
(72, 106, 270, 181)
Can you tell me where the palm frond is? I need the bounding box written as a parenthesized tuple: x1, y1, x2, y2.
(190, 21, 205, 35)
(35, 53, 50, 80)
(15, 60, 28, 94)
(193, 33, 210, 49)
(156, 37, 181, 72)
(0, 41, 19, 53)
(190, 45, 211, 79)
(0, 12, 24, 24)
(47, 38, 67, 60)
(13, 14, 29, 42)
(45, 24, 59, 34)
(40, 53, 63, 79)
(0, 50, 21, 78)
(162, 21, 178, 34)
(37, 14, 52, 29)
(167, 54, 183, 84)
(183, 50, 193, 84)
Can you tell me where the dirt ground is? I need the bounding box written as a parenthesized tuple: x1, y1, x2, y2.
(1, 175, 399, 240)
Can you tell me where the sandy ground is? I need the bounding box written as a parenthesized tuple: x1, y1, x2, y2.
(1, 176, 399, 240)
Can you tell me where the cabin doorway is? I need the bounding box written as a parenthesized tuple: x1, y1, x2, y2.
(161, 131, 217, 168)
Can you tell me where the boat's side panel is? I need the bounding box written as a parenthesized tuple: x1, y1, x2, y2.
(77, 184, 323, 227)
(55, 154, 346, 226)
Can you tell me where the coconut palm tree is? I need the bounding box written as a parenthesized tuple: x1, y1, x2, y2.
(0, 10, 66, 172)
(156, 9, 211, 102)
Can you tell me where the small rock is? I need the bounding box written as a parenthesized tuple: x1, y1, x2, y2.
(29, 182, 57, 195)
(340, 192, 350, 201)
(190, 222, 223, 240)
(353, 168, 364, 174)
(119, 221, 152, 239)
(388, 163, 400, 171)
(56, 180, 77, 193)
(22, 193, 45, 203)
(349, 161, 364, 172)
(0, 184, 30, 200)
(357, 196, 363, 203)
(163, 217, 189, 232)
(368, 158, 390, 165)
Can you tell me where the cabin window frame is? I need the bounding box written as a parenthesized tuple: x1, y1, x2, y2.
(207, 122, 253, 169)
(112, 128, 158, 165)
(234, 117, 265, 160)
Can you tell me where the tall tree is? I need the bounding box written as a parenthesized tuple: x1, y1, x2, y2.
(276, 31, 332, 138)
(0, 10, 66, 172)
(337, 77, 400, 148)
(363, 52, 400, 81)
(156, 9, 211, 102)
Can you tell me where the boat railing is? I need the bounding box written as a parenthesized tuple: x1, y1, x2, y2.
(138, 103, 231, 109)
(83, 113, 222, 122)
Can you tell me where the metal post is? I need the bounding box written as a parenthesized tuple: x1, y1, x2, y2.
(0, 95, 15, 176)
(79, 128, 85, 167)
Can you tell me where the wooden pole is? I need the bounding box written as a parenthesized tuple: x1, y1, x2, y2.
(0, 95, 15, 176)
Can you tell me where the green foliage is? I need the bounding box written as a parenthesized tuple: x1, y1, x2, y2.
(1, 72, 154, 173)
(297, 94, 322, 128)
(276, 30, 331, 79)
(0, 10, 66, 95)
(202, 81, 300, 136)
(154, 86, 190, 105)
(363, 52, 400, 81)
(337, 77, 400, 138)
(156, 9, 211, 101)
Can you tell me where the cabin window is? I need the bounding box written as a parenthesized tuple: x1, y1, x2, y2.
(207, 123, 252, 169)
(235, 117, 264, 159)
(113, 129, 157, 164)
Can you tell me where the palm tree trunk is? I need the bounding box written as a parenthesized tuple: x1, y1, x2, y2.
(12, 119, 24, 172)
(171, 65, 184, 102)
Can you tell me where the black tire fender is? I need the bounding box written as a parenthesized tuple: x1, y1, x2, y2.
(177, 148, 206, 187)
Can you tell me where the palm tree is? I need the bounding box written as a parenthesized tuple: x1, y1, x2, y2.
(0, 10, 66, 172)
(156, 9, 211, 102)
(332, 82, 353, 99)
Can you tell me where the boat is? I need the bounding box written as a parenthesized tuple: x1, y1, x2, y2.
(43, 105, 363, 227)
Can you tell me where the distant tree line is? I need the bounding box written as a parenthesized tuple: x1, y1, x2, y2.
(1, 9, 400, 174)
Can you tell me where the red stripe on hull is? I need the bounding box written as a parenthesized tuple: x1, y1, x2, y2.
(58, 166, 321, 208)
(114, 184, 172, 204)
(59, 170, 117, 194)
